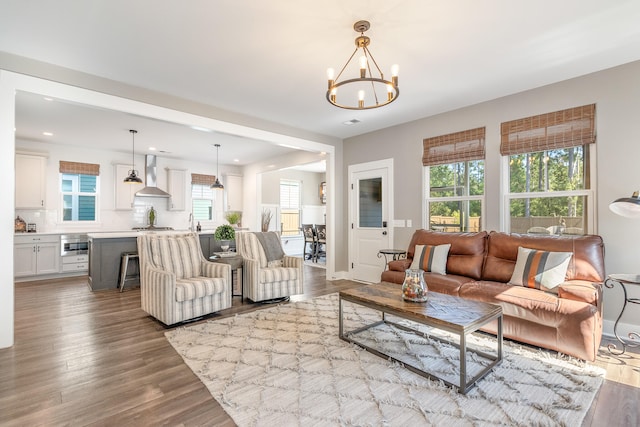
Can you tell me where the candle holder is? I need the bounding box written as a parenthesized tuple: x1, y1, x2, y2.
(402, 269, 428, 302)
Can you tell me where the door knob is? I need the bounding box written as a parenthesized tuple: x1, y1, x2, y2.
(382, 231, 387, 235)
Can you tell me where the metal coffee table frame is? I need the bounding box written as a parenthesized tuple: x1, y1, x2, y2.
(339, 286, 503, 394)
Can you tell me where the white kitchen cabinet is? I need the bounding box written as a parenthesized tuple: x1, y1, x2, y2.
(114, 164, 144, 210)
(15, 154, 46, 209)
(166, 168, 186, 211)
(14, 234, 60, 277)
(61, 254, 89, 273)
(225, 174, 243, 211)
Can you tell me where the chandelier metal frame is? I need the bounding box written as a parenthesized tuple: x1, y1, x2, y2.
(326, 20, 399, 110)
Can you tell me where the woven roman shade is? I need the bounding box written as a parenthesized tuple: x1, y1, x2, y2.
(59, 161, 100, 176)
(191, 173, 216, 186)
(422, 127, 486, 166)
(500, 104, 595, 155)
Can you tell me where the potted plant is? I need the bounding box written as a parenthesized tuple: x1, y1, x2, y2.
(214, 224, 236, 252)
(224, 211, 242, 227)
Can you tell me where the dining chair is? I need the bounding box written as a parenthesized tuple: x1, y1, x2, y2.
(301, 224, 317, 261)
(314, 224, 326, 262)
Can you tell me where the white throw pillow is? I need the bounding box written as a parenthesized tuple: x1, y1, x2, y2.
(509, 246, 572, 292)
(409, 244, 450, 275)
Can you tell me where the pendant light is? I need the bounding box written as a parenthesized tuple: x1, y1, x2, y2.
(124, 129, 143, 183)
(211, 143, 224, 189)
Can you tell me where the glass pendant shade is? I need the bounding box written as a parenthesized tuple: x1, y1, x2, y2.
(610, 191, 640, 218)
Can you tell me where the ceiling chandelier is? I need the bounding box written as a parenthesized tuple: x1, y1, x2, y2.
(326, 20, 399, 110)
(124, 129, 143, 183)
(211, 143, 224, 189)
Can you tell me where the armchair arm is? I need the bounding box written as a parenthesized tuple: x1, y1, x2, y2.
(242, 256, 260, 283)
(201, 261, 232, 282)
(283, 255, 303, 269)
(140, 265, 178, 325)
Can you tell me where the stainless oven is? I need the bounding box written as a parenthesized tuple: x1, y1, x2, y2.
(60, 234, 89, 257)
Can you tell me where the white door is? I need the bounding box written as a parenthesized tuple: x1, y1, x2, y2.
(349, 159, 393, 283)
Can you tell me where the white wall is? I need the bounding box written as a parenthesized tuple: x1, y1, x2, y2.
(343, 60, 640, 337)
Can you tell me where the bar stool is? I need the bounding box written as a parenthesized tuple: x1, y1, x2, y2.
(119, 251, 139, 292)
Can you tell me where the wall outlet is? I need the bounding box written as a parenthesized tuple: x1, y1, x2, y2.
(406, 220, 412, 228)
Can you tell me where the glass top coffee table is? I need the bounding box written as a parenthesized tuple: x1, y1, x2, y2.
(339, 282, 503, 394)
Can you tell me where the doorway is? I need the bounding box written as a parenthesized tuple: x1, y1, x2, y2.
(348, 159, 393, 283)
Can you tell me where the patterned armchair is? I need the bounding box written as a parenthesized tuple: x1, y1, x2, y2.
(236, 231, 303, 302)
(137, 232, 232, 325)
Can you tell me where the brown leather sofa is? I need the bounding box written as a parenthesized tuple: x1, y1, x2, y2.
(381, 230, 605, 361)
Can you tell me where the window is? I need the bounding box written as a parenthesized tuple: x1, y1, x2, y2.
(280, 179, 301, 236)
(424, 127, 485, 232)
(501, 104, 596, 235)
(59, 161, 99, 222)
(191, 173, 218, 222)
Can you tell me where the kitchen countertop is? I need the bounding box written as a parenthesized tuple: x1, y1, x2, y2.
(87, 230, 216, 239)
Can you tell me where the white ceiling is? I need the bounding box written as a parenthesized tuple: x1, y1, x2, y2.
(4, 1, 640, 166)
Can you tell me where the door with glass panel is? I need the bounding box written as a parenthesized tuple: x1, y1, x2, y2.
(349, 160, 392, 283)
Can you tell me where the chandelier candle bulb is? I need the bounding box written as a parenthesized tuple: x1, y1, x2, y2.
(359, 56, 367, 78)
(392, 64, 399, 86)
(326, 68, 334, 89)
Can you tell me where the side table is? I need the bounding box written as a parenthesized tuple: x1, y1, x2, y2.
(377, 249, 407, 270)
(210, 254, 244, 301)
(604, 273, 640, 355)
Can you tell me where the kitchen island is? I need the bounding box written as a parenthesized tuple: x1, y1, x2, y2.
(87, 230, 234, 291)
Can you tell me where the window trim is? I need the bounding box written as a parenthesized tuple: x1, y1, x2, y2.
(500, 143, 597, 234)
(423, 161, 486, 233)
(280, 179, 302, 236)
(191, 182, 218, 225)
(59, 172, 100, 224)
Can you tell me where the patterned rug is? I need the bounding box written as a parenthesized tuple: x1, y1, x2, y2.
(165, 293, 605, 426)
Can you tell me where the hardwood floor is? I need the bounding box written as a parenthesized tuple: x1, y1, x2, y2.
(1, 267, 638, 426)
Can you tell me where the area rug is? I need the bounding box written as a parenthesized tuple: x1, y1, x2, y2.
(165, 293, 605, 426)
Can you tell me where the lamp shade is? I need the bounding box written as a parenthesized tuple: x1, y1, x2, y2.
(609, 191, 640, 218)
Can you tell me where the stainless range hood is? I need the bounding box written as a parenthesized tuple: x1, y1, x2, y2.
(135, 155, 171, 198)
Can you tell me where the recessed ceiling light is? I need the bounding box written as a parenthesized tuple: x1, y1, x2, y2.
(342, 119, 361, 125)
(278, 143, 301, 149)
(191, 125, 212, 132)
(43, 97, 53, 101)
(42, 131, 53, 136)
(234, 159, 240, 163)
(148, 147, 156, 151)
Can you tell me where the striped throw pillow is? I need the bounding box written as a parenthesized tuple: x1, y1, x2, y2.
(409, 244, 450, 275)
(509, 246, 572, 292)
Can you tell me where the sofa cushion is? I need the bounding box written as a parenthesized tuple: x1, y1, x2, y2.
(260, 267, 299, 283)
(404, 230, 487, 279)
(150, 235, 201, 279)
(175, 276, 227, 302)
(459, 281, 562, 327)
(409, 244, 450, 274)
(509, 247, 572, 292)
(483, 232, 605, 283)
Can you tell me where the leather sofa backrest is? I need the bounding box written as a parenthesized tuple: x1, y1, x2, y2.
(406, 229, 488, 280)
(482, 231, 605, 283)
